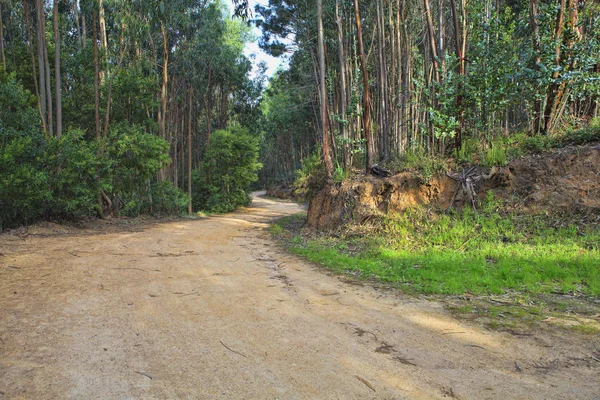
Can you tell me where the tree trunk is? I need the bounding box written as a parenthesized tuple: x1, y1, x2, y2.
(423, 0, 440, 85)
(317, 0, 333, 178)
(23, 0, 46, 133)
(73, 0, 82, 49)
(529, 0, 542, 134)
(335, 0, 350, 170)
(93, 9, 101, 138)
(35, 0, 47, 132)
(188, 87, 193, 214)
(103, 21, 126, 138)
(0, 1, 6, 71)
(450, 0, 466, 151)
(159, 21, 168, 139)
(353, 0, 373, 172)
(53, 0, 62, 138)
(41, 0, 54, 137)
(99, 0, 107, 52)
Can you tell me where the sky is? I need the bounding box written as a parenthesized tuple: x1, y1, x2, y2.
(227, 0, 287, 78)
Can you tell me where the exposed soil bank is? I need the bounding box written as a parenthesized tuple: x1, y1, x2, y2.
(308, 143, 600, 229)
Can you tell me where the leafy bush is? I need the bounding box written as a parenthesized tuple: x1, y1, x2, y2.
(103, 122, 179, 216)
(193, 126, 261, 213)
(44, 130, 101, 218)
(0, 73, 50, 229)
(293, 152, 327, 201)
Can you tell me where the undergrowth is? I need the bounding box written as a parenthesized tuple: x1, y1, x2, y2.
(272, 201, 600, 297)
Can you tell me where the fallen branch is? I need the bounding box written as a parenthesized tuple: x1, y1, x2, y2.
(112, 267, 147, 272)
(134, 371, 153, 380)
(219, 340, 247, 358)
(355, 375, 376, 392)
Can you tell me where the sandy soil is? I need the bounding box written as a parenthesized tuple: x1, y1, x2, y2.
(0, 193, 598, 399)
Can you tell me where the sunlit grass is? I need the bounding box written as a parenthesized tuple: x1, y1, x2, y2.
(272, 204, 600, 296)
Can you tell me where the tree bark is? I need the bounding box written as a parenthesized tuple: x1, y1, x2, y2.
(73, 0, 82, 49)
(353, 0, 373, 172)
(159, 21, 168, 140)
(317, 0, 333, 178)
(529, 0, 542, 134)
(188, 87, 193, 214)
(0, 1, 6, 71)
(335, 0, 350, 170)
(450, 0, 466, 151)
(41, 0, 54, 137)
(53, 0, 62, 138)
(93, 9, 101, 138)
(23, 0, 46, 133)
(35, 0, 47, 132)
(103, 21, 126, 138)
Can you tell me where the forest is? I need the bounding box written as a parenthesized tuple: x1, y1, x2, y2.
(0, 0, 264, 230)
(258, 0, 600, 184)
(1, 0, 599, 227)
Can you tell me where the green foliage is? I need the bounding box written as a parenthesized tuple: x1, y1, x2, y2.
(192, 126, 261, 213)
(280, 207, 600, 296)
(386, 146, 450, 182)
(482, 143, 508, 167)
(293, 152, 327, 201)
(103, 122, 182, 216)
(0, 74, 50, 229)
(44, 130, 101, 218)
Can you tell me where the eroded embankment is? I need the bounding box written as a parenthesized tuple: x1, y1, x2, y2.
(308, 143, 600, 229)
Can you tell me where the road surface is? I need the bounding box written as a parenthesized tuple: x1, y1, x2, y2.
(0, 193, 598, 399)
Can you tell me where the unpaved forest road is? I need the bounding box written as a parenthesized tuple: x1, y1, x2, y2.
(1, 193, 598, 399)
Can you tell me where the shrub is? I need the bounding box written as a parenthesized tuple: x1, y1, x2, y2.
(0, 73, 50, 229)
(293, 152, 327, 201)
(193, 125, 261, 212)
(44, 130, 101, 218)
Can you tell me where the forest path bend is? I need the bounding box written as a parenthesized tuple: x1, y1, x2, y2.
(0, 192, 598, 399)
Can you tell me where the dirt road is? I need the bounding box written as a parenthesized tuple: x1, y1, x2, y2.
(1, 193, 598, 399)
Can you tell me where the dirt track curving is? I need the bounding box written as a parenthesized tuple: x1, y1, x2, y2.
(1, 193, 598, 399)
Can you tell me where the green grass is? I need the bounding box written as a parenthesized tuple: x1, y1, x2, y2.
(273, 206, 600, 297)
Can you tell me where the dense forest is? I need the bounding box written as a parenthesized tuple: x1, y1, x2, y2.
(257, 0, 600, 184)
(0, 0, 263, 229)
(1, 0, 600, 229)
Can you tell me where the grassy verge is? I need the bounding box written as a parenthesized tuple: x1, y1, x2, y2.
(270, 205, 600, 333)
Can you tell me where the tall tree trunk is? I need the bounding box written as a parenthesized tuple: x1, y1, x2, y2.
(35, 0, 47, 131)
(188, 87, 193, 214)
(542, 0, 566, 133)
(353, 0, 373, 172)
(41, 0, 54, 137)
(529, 0, 542, 134)
(23, 0, 46, 133)
(335, 0, 350, 170)
(423, 0, 441, 85)
(0, 1, 6, 71)
(73, 0, 82, 49)
(159, 21, 168, 139)
(99, 0, 107, 52)
(375, 0, 389, 160)
(53, 0, 62, 138)
(93, 9, 101, 138)
(545, 0, 581, 133)
(81, 6, 86, 48)
(102, 22, 126, 139)
(450, 0, 466, 151)
(317, 0, 333, 178)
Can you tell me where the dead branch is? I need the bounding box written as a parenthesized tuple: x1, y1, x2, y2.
(219, 340, 248, 358)
(355, 375, 376, 392)
(134, 371, 154, 380)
